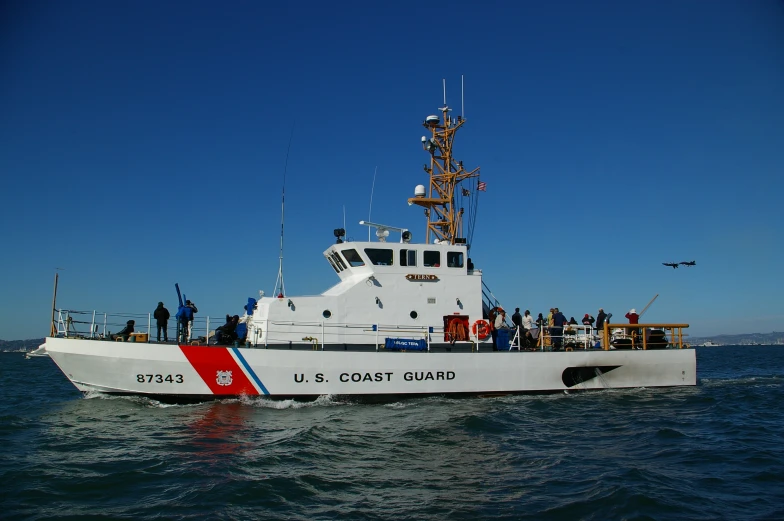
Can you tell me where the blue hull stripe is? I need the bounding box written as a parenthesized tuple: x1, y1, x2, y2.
(231, 347, 270, 395)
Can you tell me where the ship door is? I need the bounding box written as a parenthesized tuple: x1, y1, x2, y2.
(444, 315, 469, 343)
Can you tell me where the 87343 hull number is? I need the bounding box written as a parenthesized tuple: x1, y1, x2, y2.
(136, 374, 184, 383)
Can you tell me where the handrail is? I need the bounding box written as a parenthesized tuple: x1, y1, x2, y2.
(602, 323, 690, 350)
(50, 308, 691, 353)
(480, 280, 513, 328)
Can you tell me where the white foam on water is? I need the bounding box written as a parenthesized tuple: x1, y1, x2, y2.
(236, 393, 352, 409)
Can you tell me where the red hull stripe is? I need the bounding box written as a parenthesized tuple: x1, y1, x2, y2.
(179, 345, 259, 395)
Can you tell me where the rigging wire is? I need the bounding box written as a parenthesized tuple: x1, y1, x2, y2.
(273, 123, 295, 298)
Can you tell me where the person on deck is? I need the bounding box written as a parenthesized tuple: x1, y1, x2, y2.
(185, 300, 198, 342)
(568, 316, 578, 325)
(215, 314, 234, 344)
(112, 320, 135, 342)
(582, 313, 595, 330)
(551, 308, 568, 350)
(490, 307, 505, 351)
(626, 308, 640, 345)
(153, 302, 170, 342)
(596, 309, 608, 331)
(511, 308, 523, 335)
(521, 310, 535, 348)
(535, 313, 546, 348)
(175, 303, 191, 343)
(547, 308, 555, 343)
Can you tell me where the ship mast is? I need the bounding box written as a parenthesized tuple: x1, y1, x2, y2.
(408, 104, 480, 245)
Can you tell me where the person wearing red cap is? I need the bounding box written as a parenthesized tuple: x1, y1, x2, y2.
(582, 313, 595, 329)
(626, 308, 641, 346)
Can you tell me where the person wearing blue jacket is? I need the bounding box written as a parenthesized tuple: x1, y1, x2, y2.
(185, 300, 198, 341)
(175, 301, 196, 343)
(551, 308, 568, 350)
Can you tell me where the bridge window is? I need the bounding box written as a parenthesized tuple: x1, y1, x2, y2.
(400, 249, 417, 267)
(341, 248, 365, 267)
(326, 256, 340, 273)
(447, 251, 464, 268)
(365, 248, 393, 266)
(423, 250, 441, 268)
(331, 252, 347, 271)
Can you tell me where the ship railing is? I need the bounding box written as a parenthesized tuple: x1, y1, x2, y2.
(600, 323, 690, 350)
(262, 320, 371, 349)
(54, 309, 153, 340)
(528, 323, 689, 351)
(509, 325, 596, 350)
(52, 310, 219, 344)
(261, 320, 433, 351)
(373, 324, 432, 352)
(530, 323, 690, 351)
(480, 280, 513, 328)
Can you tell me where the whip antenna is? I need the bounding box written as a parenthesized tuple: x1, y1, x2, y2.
(368, 166, 377, 241)
(273, 123, 295, 298)
(639, 294, 659, 318)
(443, 78, 446, 105)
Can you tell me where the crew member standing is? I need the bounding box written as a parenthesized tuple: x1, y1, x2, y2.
(582, 313, 595, 330)
(490, 307, 506, 351)
(511, 308, 523, 335)
(625, 308, 640, 345)
(596, 308, 608, 331)
(551, 307, 568, 350)
(522, 310, 535, 348)
(185, 300, 198, 342)
(153, 302, 170, 342)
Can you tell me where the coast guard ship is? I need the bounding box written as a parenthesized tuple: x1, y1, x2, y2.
(41, 97, 696, 400)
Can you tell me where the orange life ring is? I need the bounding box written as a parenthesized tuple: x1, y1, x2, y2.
(472, 319, 491, 340)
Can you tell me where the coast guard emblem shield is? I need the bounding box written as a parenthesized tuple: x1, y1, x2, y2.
(216, 370, 233, 386)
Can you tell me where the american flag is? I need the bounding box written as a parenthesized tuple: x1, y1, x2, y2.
(477, 181, 487, 192)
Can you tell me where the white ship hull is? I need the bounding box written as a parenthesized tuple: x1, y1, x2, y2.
(44, 337, 696, 399)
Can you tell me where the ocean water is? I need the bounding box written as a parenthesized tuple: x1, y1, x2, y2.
(1, 346, 783, 521)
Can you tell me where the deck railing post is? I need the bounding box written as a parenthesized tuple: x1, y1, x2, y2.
(642, 326, 647, 350)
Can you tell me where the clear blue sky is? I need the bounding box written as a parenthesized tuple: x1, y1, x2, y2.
(1, 0, 782, 340)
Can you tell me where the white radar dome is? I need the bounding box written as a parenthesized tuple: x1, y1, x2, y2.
(414, 185, 426, 197)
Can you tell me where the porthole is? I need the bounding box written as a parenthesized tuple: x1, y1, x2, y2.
(410, 310, 418, 320)
(323, 310, 332, 319)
